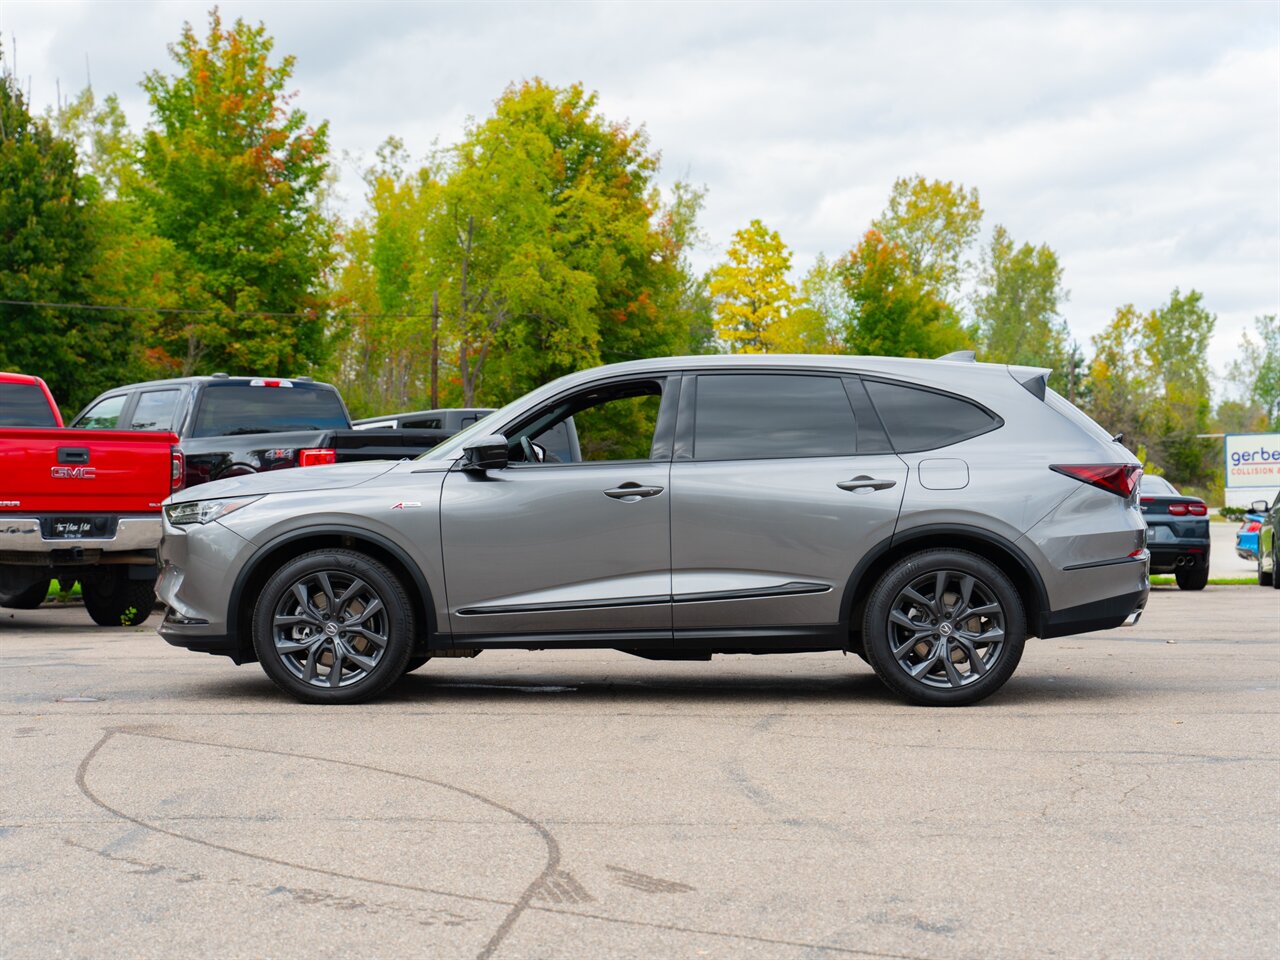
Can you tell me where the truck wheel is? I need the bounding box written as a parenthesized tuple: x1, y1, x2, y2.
(0, 579, 51, 610)
(863, 549, 1025, 706)
(83, 572, 156, 626)
(1175, 563, 1209, 591)
(252, 549, 414, 704)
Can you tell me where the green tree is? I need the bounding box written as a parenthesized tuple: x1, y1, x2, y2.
(871, 175, 983, 300)
(834, 230, 971, 359)
(974, 225, 1073, 390)
(134, 9, 334, 374)
(1227, 315, 1279, 427)
(1084, 289, 1216, 485)
(424, 80, 699, 405)
(327, 138, 444, 417)
(0, 63, 134, 413)
(707, 219, 798, 353)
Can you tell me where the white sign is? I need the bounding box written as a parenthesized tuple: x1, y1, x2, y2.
(1225, 433, 1280, 489)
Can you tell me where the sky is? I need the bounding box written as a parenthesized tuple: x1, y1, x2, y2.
(2, 0, 1277, 387)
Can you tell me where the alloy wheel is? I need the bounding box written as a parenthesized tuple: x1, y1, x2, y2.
(886, 569, 1006, 689)
(271, 571, 389, 688)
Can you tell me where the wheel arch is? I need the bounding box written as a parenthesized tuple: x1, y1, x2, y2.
(842, 524, 1050, 640)
(227, 525, 437, 664)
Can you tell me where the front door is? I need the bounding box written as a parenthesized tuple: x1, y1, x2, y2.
(669, 371, 907, 643)
(439, 375, 677, 644)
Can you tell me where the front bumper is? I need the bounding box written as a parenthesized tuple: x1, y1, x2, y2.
(155, 517, 255, 661)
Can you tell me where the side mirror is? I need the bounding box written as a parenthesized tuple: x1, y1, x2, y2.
(462, 434, 508, 472)
(1251, 500, 1271, 513)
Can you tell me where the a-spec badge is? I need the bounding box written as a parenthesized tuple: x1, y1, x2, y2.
(0, 501, 19, 507)
(391, 501, 422, 510)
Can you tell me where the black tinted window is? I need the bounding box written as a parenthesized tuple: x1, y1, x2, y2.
(192, 385, 348, 438)
(0, 383, 57, 427)
(129, 389, 182, 431)
(694, 374, 857, 460)
(864, 380, 998, 452)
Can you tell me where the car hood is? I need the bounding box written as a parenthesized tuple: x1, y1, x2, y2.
(167, 460, 401, 504)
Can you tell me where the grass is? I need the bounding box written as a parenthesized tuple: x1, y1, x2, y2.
(46, 581, 82, 601)
(1149, 576, 1257, 586)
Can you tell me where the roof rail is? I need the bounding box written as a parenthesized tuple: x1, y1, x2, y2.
(936, 350, 976, 362)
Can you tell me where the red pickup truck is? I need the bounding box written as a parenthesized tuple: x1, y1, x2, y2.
(0, 372, 182, 625)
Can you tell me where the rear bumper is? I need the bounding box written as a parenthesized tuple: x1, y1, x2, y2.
(1041, 583, 1149, 639)
(1148, 543, 1210, 574)
(0, 515, 161, 560)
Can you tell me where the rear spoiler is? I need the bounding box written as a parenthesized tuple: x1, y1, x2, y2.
(1007, 364, 1051, 401)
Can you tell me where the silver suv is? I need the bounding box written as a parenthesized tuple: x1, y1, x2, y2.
(157, 354, 1149, 706)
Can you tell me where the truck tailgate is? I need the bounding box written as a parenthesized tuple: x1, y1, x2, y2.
(0, 429, 179, 513)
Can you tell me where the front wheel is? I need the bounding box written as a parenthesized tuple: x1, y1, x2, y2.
(863, 550, 1026, 706)
(252, 549, 415, 704)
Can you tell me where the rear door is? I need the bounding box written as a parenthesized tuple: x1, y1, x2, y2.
(668, 372, 906, 642)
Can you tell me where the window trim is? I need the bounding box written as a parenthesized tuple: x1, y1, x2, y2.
(498, 374, 681, 469)
(860, 375, 1004, 453)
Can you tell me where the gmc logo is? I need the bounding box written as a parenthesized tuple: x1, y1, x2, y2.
(50, 466, 97, 479)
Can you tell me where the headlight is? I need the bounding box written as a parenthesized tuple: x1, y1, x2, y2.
(164, 497, 262, 526)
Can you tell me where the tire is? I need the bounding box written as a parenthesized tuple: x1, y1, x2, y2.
(404, 656, 431, 674)
(863, 549, 1026, 707)
(1249, 552, 1269, 591)
(82, 571, 156, 627)
(1272, 546, 1279, 590)
(1175, 563, 1209, 591)
(252, 549, 415, 704)
(0, 578, 50, 610)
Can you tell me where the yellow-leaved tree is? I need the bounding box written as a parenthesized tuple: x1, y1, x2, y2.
(707, 220, 799, 353)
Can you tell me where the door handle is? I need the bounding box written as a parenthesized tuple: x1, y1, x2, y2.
(837, 475, 897, 492)
(603, 483, 664, 502)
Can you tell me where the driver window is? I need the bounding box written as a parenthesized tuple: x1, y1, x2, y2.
(511, 379, 664, 464)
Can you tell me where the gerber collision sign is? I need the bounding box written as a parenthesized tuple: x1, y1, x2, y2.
(1225, 433, 1280, 489)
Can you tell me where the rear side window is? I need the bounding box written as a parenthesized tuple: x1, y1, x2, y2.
(75, 394, 128, 430)
(694, 374, 858, 460)
(403, 417, 442, 429)
(864, 380, 999, 452)
(0, 383, 58, 427)
(129, 389, 182, 431)
(191, 385, 349, 438)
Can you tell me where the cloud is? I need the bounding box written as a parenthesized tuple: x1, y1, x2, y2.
(2, 0, 1276, 378)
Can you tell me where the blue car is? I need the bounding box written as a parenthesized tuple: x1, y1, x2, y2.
(1236, 512, 1266, 561)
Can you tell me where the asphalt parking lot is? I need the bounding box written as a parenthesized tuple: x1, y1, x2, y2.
(1, 585, 1277, 959)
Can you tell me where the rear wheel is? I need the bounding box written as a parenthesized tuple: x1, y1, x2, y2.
(0, 578, 50, 610)
(1175, 563, 1208, 591)
(82, 571, 156, 626)
(1249, 552, 1269, 591)
(863, 549, 1025, 706)
(1271, 545, 1279, 589)
(252, 549, 414, 704)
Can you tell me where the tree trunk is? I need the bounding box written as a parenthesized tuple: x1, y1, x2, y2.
(430, 290, 440, 409)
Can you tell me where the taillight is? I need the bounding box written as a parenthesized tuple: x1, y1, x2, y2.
(298, 447, 336, 467)
(171, 446, 185, 493)
(1246, 521, 1262, 533)
(1050, 463, 1142, 497)
(1168, 502, 1188, 516)
(1187, 502, 1207, 517)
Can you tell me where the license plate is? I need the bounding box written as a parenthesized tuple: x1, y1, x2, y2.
(47, 518, 100, 539)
